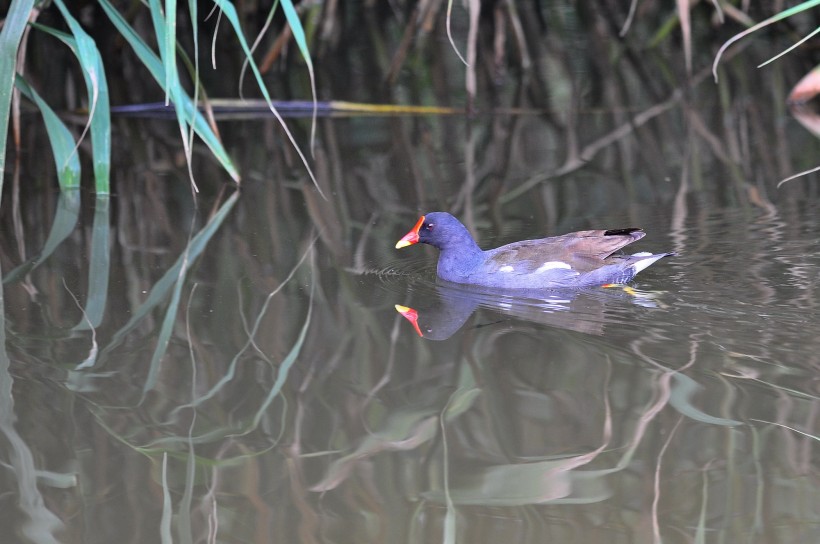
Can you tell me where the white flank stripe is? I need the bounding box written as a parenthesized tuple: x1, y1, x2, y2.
(536, 261, 571, 273)
(631, 251, 652, 257)
(500, 265, 515, 272)
(632, 254, 664, 274)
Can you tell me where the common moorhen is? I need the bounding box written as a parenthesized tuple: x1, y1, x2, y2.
(395, 212, 672, 289)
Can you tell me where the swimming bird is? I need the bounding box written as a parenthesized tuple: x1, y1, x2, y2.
(395, 212, 672, 289)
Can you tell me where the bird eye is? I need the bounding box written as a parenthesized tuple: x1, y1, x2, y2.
(426, 223, 435, 231)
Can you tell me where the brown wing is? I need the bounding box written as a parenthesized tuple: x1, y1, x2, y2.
(485, 228, 645, 273)
(559, 228, 645, 259)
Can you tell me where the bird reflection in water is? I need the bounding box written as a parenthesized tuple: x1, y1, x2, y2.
(395, 282, 666, 340)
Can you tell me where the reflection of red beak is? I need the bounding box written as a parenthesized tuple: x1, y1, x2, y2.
(395, 305, 423, 337)
(395, 216, 425, 249)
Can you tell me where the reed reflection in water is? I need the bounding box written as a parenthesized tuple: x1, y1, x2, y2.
(2, 17, 820, 542)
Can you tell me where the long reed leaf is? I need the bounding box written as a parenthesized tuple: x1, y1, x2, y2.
(50, 0, 112, 194)
(758, 26, 820, 68)
(97, 0, 240, 182)
(163, 0, 178, 108)
(149, 0, 198, 191)
(186, 0, 200, 182)
(210, 0, 324, 198)
(0, 0, 35, 194)
(14, 75, 81, 189)
(280, 0, 318, 148)
(713, 0, 820, 81)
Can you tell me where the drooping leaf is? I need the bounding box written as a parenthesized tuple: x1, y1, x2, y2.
(0, 0, 36, 192)
(14, 75, 80, 189)
(97, 0, 240, 182)
(50, 0, 112, 194)
(210, 0, 323, 197)
(149, 0, 199, 191)
(280, 0, 318, 147)
(713, 0, 820, 81)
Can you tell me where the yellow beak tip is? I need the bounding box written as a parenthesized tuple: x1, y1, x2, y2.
(395, 240, 411, 249)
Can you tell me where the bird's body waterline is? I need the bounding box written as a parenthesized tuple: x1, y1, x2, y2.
(396, 212, 673, 289)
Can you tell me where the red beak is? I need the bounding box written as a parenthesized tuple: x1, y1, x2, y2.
(395, 305, 423, 337)
(395, 216, 425, 249)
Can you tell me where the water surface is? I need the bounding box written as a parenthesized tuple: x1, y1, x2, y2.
(2, 25, 820, 544)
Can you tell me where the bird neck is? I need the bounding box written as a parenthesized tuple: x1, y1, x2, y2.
(435, 230, 484, 280)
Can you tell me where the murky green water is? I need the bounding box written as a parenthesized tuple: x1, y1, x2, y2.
(3, 109, 819, 543)
(3, 20, 820, 544)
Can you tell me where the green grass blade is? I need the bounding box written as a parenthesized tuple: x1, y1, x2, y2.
(186, 0, 200, 170)
(280, 0, 318, 147)
(97, 0, 169, 82)
(148, 0, 198, 191)
(713, 0, 820, 81)
(281, 0, 312, 74)
(74, 196, 111, 330)
(211, 0, 323, 197)
(163, 0, 179, 109)
(758, 26, 820, 68)
(0, 0, 35, 197)
(50, 0, 112, 194)
(648, 11, 682, 49)
(97, 0, 240, 182)
(17, 21, 111, 325)
(14, 75, 81, 189)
